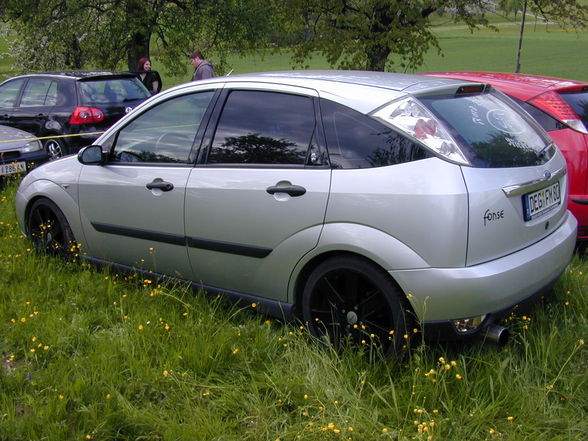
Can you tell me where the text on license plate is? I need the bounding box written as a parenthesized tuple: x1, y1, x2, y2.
(0, 161, 26, 176)
(523, 181, 561, 221)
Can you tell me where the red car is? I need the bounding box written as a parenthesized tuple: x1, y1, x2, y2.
(424, 72, 588, 240)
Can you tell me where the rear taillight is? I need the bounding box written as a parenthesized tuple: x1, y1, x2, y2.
(69, 107, 105, 125)
(529, 91, 588, 134)
(372, 97, 470, 165)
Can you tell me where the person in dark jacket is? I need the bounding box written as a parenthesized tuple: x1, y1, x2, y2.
(189, 50, 215, 81)
(135, 57, 162, 93)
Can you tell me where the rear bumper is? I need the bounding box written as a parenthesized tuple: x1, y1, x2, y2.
(390, 210, 577, 334)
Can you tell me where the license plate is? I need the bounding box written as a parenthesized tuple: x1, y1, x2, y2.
(0, 161, 27, 176)
(523, 181, 561, 221)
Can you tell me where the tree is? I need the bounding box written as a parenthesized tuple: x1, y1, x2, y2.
(280, 0, 587, 72)
(0, 0, 277, 75)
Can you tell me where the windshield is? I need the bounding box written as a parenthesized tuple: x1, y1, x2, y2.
(419, 89, 554, 168)
(80, 77, 150, 105)
(560, 91, 588, 129)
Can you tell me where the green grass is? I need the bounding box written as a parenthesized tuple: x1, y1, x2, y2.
(1, 178, 587, 440)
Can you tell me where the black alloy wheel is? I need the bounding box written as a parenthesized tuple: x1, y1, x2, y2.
(302, 256, 412, 356)
(27, 198, 76, 259)
(43, 138, 66, 160)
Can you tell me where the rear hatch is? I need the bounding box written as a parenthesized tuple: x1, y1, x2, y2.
(417, 87, 568, 265)
(77, 75, 150, 128)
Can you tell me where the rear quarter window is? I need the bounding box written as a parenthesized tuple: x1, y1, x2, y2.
(320, 98, 432, 169)
(560, 91, 588, 128)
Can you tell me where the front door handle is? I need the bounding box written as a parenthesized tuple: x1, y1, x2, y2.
(266, 184, 306, 197)
(146, 179, 174, 192)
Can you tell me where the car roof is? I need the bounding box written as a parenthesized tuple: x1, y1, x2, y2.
(168, 70, 478, 114)
(7, 71, 139, 82)
(424, 71, 588, 101)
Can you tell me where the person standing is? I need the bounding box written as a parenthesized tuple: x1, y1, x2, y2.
(135, 57, 162, 93)
(189, 51, 215, 81)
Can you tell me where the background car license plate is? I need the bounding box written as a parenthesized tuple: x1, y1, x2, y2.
(0, 161, 26, 176)
(523, 181, 561, 221)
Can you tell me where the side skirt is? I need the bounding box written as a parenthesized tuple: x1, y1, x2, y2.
(83, 255, 295, 322)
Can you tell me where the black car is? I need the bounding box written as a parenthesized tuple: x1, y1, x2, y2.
(0, 72, 151, 159)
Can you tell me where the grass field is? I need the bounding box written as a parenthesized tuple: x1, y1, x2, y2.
(1, 175, 587, 441)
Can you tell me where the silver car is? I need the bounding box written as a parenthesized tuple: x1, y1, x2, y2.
(0, 125, 48, 178)
(15, 71, 577, 354)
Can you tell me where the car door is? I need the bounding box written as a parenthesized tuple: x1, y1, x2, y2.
(78, 88, 218, 278)
(0, 78, 26, 126)
(185, 85, 331, 302)
(10, 77, 58, 136)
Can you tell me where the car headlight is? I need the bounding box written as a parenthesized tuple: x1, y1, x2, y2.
(372, 97, 470, 165)
(20, 140, 43, 153)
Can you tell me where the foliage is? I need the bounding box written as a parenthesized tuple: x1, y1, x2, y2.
(1, 178, 588, 440)
(0, 0, 278, 75)
(280, 0, 587, 71)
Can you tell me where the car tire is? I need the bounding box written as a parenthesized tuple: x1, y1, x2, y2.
(302, 256, 413, 356)
(43, 137, 67, 160)
(27, 198, 77, 259)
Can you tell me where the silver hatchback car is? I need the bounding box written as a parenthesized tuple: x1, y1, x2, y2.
(15, 71, 577, 354)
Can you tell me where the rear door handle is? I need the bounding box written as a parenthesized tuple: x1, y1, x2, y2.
(146, 180, 174, 192)
(266, 185, 306, 197)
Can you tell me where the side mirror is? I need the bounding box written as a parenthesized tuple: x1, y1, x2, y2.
(78, 145, 107, 165)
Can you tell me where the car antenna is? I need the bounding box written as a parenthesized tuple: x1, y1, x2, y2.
(226, 69, 234, 76)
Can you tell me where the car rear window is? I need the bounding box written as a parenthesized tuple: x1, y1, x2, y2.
(79, 77, 150, 105)
(419, 90, 554, 168)
(560, 91, 588, 128)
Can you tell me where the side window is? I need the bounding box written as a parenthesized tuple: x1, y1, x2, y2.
(320, 99, 432, 169)
(510, 97, 566, 132)
(112, 91, 215, 164)
(0, 79, 25, 108)
(208, 90, 315, 165)
(20, 79, 57, 107)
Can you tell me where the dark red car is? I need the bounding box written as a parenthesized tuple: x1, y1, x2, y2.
(424, 72, 588, 240)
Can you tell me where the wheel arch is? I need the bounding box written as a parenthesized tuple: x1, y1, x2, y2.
(18, 180, 82, 243)
(289, 222, 430, 319)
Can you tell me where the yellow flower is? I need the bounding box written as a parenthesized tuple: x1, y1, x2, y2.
(455, 374, 463, 380)
(138, 324, 144, 330)
(232, 348, 240, 355)
(506, 416, 514, 421)
(251, 302, 257, 308)
(31, 336, 37, 342)
(303, 394, 308, 400)
(438, 357, 446, 364)
(163, 370, 169, 377)
(489, 428, 496, 434)
(579, 339, 585, 345)
(382, 428, 389, 433)
(58, 394, 65, 400)
(327, 423, 335, 429)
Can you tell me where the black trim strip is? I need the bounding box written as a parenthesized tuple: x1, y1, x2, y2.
(92, 222, 185, 245)
(186, 237, 271, 258)
(90, 222, 272, 258)
(572, 198, 588, 205)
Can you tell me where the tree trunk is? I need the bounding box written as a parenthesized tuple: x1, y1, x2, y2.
(127, 30, 151, 70)
(125, 0, 152, 70)
(514, 0, 527, 73)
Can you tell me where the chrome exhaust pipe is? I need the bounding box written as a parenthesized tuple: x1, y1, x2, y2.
(483, 324, 510, 346)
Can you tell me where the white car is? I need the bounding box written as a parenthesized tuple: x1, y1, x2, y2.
(15, 71, 577, 354)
